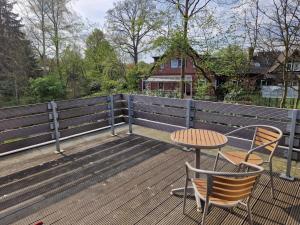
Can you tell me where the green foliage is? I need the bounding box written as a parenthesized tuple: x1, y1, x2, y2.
(29, 75, 66, 102)
(126, 62, 151, 92)
(61, 45, 87, 98)
(85, 29, 125, 94)
(195, 80, 210, 99)
(206, 45, 248, 77)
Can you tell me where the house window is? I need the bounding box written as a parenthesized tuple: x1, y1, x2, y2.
(287, 63, 293, 71)
(160, 63, 164, 70)
(171, 58, 182, 68)
(287, 62, 300, 72)
(158, 82, 164, 89)
(293, 62, 300, 71)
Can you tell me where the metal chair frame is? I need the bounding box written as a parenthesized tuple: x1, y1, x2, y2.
(183, 162, 264, 225)
(213, 125, 283, 198)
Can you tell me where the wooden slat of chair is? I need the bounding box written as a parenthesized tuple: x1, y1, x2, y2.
(255, 131, 278, 142)
(256, 127, 279, 138)
(221, 151, 264, 165)
(214, 176, 257, 184)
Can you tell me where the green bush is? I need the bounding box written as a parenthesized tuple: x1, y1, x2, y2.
(29, 75, 66, 102)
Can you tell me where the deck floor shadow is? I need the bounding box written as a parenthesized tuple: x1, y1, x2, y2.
(0, 134, 299, 225)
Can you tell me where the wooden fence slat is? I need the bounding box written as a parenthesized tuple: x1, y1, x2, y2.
(59, 112, 108, 129)
(57, 96, 108, 110)
(133, 118, 185, 133)
(132, 95, 186, 108)
(0, 103, 48, 120)
(194, 101, 289, 120)
(195, 111, 288, 131)
(56, 94, 122, 111)
(133, 111, 186, 127)
(0, 113, 49, 131)
(133, 103, 186, 118)
(59, 110, 123, 129)
(0, 124, 51, 143)
(60, 117, 123, 138)
(58, 104, 108, 120)
(193, 121, 254, 139)
(0, 133, 52, 154)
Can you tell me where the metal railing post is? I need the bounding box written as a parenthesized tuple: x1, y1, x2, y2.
(281, 109, 298, 180)
(186, 99, 194, 129)
(48, 101, 62, 153)
(127, 95, 133, 134)
(108, 95, 116, 136)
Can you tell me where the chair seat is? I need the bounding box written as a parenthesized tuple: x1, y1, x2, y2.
(222, 151, 264, 166)
(192, 179, 240, 207)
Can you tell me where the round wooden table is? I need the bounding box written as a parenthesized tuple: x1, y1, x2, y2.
(170, 128, 228, 210)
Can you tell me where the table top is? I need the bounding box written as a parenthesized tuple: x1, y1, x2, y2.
(170, 128, 228, 149)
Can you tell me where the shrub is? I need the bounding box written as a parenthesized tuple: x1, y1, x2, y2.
(29, 75, 66, 102)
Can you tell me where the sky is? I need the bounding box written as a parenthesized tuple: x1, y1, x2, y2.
(71, 0, 117, 28)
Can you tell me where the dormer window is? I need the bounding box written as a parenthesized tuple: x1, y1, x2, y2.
(171, 58, 182, 68)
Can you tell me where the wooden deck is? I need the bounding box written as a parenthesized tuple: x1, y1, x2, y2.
(0, 134, 299, 225)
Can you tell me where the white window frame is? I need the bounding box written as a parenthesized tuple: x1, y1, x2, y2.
(293, 62, 300, 71)
(171, 58, 182, 68)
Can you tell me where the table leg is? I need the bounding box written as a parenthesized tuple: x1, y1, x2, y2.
(195, 148, 205, 211)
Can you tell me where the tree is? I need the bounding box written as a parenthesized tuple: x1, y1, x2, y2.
(20, 0, 49, 69)
(164, 0, 213, 98)
(259, 0, 300, 108)
(85, 29, 125, 94)
(60, 45, 86, 98)
(106, 0, 162, 65)
(126, 61, 151, 91)
(44, 0, 82, 79)
(0, 0, 38, 104)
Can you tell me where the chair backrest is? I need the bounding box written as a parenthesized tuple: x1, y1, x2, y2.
(209, 175, 258, 202)
(252, 126, 282, 153)
(202, 162, 264, 203)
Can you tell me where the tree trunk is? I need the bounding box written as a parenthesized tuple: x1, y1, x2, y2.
(133, 47, 138, 65)
(54, 23, 62, 81)
(180, 56, 185, 99)
(180, 0, 189, 99)
(41, 0, 46, 72)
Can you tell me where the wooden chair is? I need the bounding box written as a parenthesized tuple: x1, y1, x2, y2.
(183, 161, 264, 225)
(213, 125, 283, 198)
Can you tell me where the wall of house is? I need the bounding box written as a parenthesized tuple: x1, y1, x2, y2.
(152, 57, 197, 77)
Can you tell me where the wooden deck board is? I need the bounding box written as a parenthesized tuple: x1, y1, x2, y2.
(0, 134, 298, 225)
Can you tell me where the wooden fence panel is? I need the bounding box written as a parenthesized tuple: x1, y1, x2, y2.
(133, 103, 186, 118)
(0, 103, 48, 120)
(57, 96, 108, 110)
(133, 118, 184, 133)
(194, 111, 288, 131)
(0, 134, 52, 154)
(133, 111, 186, 127)
(194, 100, 289, 120)
(0, 124, 51, 143)
(0, 113, 49, 132)
(132, 95, 186, 108)
(60, 117, 123, 138)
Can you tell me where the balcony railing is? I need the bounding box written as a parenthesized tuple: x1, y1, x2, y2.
(0, 94, 299, 180)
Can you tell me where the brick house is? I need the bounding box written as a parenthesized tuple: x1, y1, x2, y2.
(145, 56, 197, 97)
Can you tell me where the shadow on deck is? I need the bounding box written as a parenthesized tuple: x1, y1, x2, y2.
(0, 134, 299, 225)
